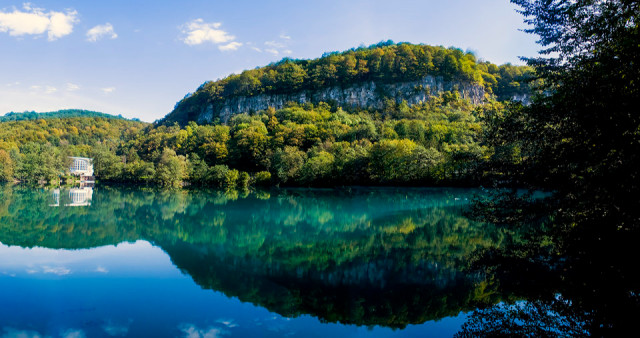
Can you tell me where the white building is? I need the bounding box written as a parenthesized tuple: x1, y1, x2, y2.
(69, 157, 94, 182)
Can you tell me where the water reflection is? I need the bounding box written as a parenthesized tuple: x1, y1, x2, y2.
(0, 185, 502, 331)
(50, 186, 94, 207)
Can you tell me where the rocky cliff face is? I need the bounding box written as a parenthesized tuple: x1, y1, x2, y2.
(192, 76, 486, 124)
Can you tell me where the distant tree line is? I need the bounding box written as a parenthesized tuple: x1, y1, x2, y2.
(0, 109, 134, 122)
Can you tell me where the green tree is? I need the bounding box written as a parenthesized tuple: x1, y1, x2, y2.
(272, 146, 306, 184)
(0, 149, 14, 181)
(154, 148, 187, 187)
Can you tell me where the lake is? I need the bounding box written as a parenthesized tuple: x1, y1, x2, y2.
(0, 186, 549, 337)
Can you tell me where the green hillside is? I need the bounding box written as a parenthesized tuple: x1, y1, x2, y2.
(164, 42, 534, 126)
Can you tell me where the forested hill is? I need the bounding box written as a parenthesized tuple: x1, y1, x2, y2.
(0, 109, 137, 122)
(163, 42, 534, 126)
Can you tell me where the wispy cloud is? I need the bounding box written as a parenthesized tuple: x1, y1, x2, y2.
(254, 35, 293, 56)
(86, 23, 117, 42)
(180, 19, 239, 50)
(264, 40, 285, 49)
(102, 87, 116, 94)
(218, 41, 242, 51)
(44, 86, 57, 94)
(66, 83, 80, 91)
(0, 4, 78, 41)
(95, 265, 108, 273)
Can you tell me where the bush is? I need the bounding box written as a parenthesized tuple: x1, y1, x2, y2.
(254, 171, 271, 186)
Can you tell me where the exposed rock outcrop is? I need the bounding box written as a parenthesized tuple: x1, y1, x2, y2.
(191, 76, 486, 124)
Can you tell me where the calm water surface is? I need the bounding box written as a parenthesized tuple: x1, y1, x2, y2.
(0, 186, 500, 337)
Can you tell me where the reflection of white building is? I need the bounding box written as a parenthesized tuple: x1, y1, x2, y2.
(50, 187, 93, 207)
(50, 189, 60, 207)
(66, 187, 93, 206)
(69, 157, 94, 182)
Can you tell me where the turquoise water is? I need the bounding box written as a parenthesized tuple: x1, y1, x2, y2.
(0, 186, 499, 337)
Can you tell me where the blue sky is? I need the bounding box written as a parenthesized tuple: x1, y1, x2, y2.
(0, 0, 539, 122)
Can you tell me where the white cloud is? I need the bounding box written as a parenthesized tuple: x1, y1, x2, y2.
(250, 46, 262, 52)
(0, 4, 78, 41)
(95, 265, 108, 273)
(218, 41, 242, 51)
(279, 33, 291, 40)
(48, 10, 78, 40)
(181, 19, 236, 46)
(265, 49, 279, 55)
(29, 85, 41, 90)
(102, 87, 116, 94)
(44, 86, 57, 94)
(66, 83, 80, 91)
(86, 23, 117, 42)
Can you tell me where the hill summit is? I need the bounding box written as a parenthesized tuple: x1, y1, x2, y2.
(163, 41, 533, 126)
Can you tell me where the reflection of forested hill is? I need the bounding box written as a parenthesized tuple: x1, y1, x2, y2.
(0, 185, 504, 327)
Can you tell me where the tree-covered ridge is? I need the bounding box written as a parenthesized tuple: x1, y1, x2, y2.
(0, 109, 136, 122)
(164, 42, 534, 125)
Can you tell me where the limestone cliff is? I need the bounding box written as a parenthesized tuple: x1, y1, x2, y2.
(170, 76, 486, 125)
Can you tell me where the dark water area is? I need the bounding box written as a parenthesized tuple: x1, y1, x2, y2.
(0, 185, 636, 337)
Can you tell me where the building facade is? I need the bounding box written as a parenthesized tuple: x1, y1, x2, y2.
(69, 157, 94, 182)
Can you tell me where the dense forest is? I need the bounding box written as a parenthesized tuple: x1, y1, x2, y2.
(1, 91, 508, 188)
(164, 42, 534, 125)
(1, 43, 529, 188)
(0, 116, 147, 183)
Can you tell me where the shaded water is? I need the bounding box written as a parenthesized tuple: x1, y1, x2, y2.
(0, 186, 522, 336)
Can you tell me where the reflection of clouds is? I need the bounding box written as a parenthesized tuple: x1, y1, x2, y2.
(42, 266, 71, 276)
(1, 327, 43, 338)
(0, 241, 173, 277)
(102, 319, 130, 336)
(24, 266, 71, 275)
(61, 329, 85, 338)
(178, 324, 228, 338)
(214, 319, 237, 328)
